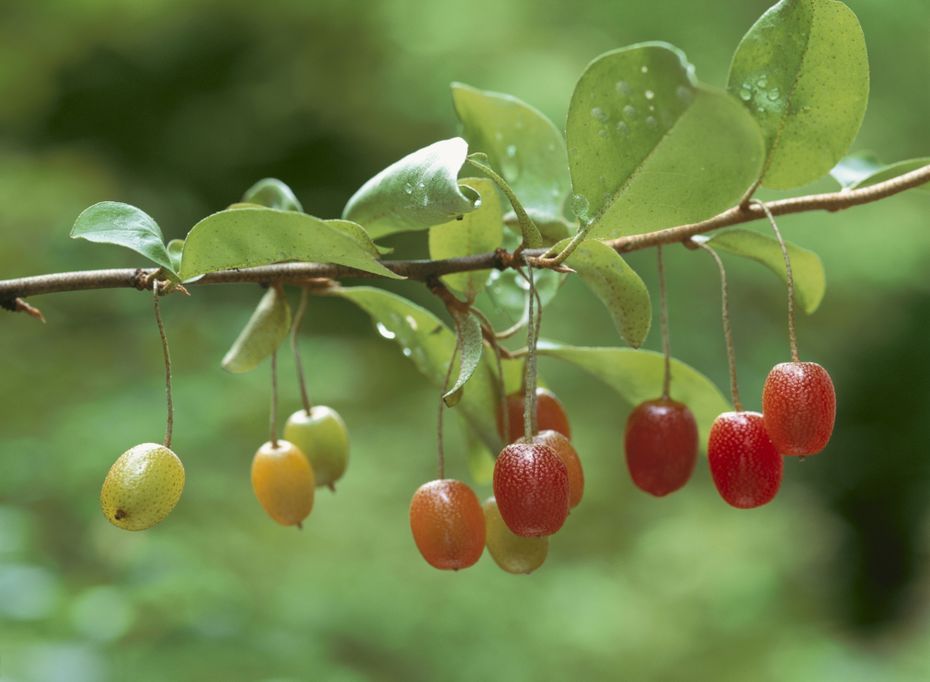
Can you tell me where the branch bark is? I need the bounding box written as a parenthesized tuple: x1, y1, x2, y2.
(1, 163, 927, 303)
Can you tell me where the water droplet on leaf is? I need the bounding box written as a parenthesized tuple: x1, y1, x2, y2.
(622, 105, 637, 120)
(645, 90, 655, 100)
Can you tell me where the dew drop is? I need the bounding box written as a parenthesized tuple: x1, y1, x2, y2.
(615, 121, 629, 135)
(767, 88, 780, 101)
(756, 76, 768, 88)
(375, 322, 396, 340)
(676, 85, 694, 104)
(402, 347, 413, 358)
(640, 65, 649, 74)
(615, 80, 631, 95)
(622, 104, 637, 120)
(645, 115, 658, 129)
(645, 90, 655, 100)
(405, 315, 419, 331)
(597, 129, 608, 138)
(739, 89, 752, 101)
(590, 107, 609, 122)
(570, 193, 590, 223)
(757, 106, 765, 113)
(505, 144, 517, 158)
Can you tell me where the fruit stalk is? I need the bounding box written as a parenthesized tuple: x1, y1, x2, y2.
(752, 200, 800, 363)
(290, 286, 314, 414)
(152, 280, 174, 449)
(656, 245, 672, 401)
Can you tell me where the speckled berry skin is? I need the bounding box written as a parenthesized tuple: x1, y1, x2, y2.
(624, 399, 698, 497)
(762, 362, 836, 456)
(483, 497, 548, 575)
(100, 443, 185, 531)
(497, 388, 571, 444)
(531, 430, 584, 508)
(409, 479, 485, 570)
(251, 440, 315, 527)
(708, 411, 782, 509)
(493, 442, 569, 537)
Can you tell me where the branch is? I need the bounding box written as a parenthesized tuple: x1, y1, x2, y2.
(1, 164, 927, 304)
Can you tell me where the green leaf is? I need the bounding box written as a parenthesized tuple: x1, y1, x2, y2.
(567, 42, 765, 239)
(484, 267, 563, 325)
(451, 82, 571, 221)
(71, 202, 174, 272)
(561, 239, 651, 347)
(242, 178, 303, 212)
(831, 152, 930, 193)
(428, 178, 504, 300)
(537, 342, 729, 445)
(727, 0, 869, 189)
(335, 287, 502, 452)
(698, 229, 826, 314)
(166, 239, 184, 274)
(178, 208, 402, 281)
(222, 287, 292, 374)
(342, 137, 478, 239)
(443, 311, 485, 407)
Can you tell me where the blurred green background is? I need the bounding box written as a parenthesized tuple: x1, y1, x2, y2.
(2, 1, 929, 680)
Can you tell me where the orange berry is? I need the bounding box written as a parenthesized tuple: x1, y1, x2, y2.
(531, 430, 584, 508)
(409, 479, 485, 570)
(497, 387, 571, 443)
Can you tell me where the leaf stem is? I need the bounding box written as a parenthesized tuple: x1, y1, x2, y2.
(291, 287, 313, 414)
(696, 241, 742, 412)
(152, 280, 174, 449)
(752, 200, 800, 363)
(466, 154, 543, 249)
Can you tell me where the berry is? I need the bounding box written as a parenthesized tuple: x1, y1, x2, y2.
(493, 441, 569, 537)
(409, 479, 485, 570)
(531, 430, 584, 508)
(624, 399, 698, 497)
(251, 440, 315, 527)
(100, 443, 185, 531)
(483, 497, 548, 574)
(708, 411, 782, 509)
(283, 406, 350, 490)
(497, 387, 571, 444)
(762, 362, 836, 456)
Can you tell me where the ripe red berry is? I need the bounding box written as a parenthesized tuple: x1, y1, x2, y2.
(409, 479, 485, 570)
(531, 430, 584, 508)
(708, 411, 783, 509)
(493, 441, 569, 537)
(762, 361, 836, 456)
(497, 387, 571, 444)
(624, 398, 698, 497)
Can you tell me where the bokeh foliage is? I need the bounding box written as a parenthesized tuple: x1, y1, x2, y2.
(1, 1, 929, 680)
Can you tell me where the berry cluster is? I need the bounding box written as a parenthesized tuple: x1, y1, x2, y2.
(409, 388, 583, 573)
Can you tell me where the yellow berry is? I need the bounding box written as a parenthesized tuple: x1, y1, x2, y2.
(251, 440, 315, 527)
(100, 443, 185, 531)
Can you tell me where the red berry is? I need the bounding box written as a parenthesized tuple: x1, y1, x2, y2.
(497, 387, 571, 443)
(493, 442, 569, 537)
(409, 479, 485, 570)
(708, 411, 782, 509)
(624, 398, 698, 497)
(762, 361, 836, 456)
(531, 430, 584, 508)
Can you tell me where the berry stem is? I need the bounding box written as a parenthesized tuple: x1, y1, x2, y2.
(269, 347, 279, 448)
(752, 200, 800, 363)
(657, 245, 672, 401)
(696, 242, 743, 412)
(291, 286, 313, 414)
(152, 280, 174, 449)
(437, 331, 462, 479)
(522, 260, 542, 440)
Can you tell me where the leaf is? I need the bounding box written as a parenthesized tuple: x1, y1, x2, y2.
(428, 178, 504, 300)
(242, 178, 303, 212)
(697, 229, 826, 314)
(178, 207, 402, 281)
(537, 342, 730, 445)
(561, 239, 651, 347)
(71, 202, 174, 272)
(831, 152, 930, 193)
(443, 310, 485, 407)
(727, 0, 869, 189)
(467, 154, 543, 247)
(567, 42, 765, 239)
(166, 239, 184, 273)
(222, 287, 292, 373)
(335, 287, 502, 452)
(342, 137, 478, 239)
(484, 267, 563, 325)
(451, 82, 571, 221)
